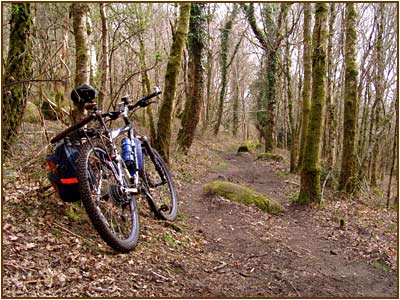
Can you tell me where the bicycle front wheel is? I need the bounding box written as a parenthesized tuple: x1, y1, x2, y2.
(141, 147, 178, 221)
(76, 141, 140, 253)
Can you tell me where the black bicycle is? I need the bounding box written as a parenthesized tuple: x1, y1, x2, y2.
(49, 87, 177, 253)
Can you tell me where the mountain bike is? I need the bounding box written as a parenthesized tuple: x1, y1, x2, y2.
(49, 87, 177, 253)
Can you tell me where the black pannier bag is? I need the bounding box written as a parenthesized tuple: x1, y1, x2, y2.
(46, 140, 80, 202)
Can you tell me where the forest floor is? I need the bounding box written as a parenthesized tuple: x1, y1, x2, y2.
(2, 122, 399, 298)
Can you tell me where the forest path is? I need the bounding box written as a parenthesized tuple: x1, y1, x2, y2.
(178, 150, 397, 297)
(2, 132, 397, 298)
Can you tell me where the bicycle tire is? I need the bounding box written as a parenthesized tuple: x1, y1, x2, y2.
(76, 140, 140, 253)
(141, 147, 178, 221)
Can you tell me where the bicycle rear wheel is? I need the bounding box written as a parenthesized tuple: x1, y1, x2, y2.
(141, 147, 177, 221)
(76, 141, 140, 253)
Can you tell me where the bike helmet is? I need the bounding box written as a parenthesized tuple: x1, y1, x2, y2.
(71, 84, 97, 104)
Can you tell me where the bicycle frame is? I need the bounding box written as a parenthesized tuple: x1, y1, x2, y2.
(50, 88, 163, 199)
(93, 104, 141, 195)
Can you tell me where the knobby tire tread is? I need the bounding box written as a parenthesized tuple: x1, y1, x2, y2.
(76, 141, 139, 253)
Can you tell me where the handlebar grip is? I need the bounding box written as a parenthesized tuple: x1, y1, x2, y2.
(140, 90, 162, 102)
(50, 114, 95, 144)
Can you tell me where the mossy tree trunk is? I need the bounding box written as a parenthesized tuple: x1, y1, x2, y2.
(285, 23, 297, 173)
(242, 3, 289, 152)
(177, 4, 207, 153)
(213, 5, 238, 136)
(70, 3, 89, 124)
(297, 3, 312, 171)
(339, 3, 359, 194)
(2, 3, 33, 153)
(325, 4, 337, 168)
(232, 65, 240, 137)
(298, 3, 328, 204)
(263, 49, 279, 152)
(154, 3, 191, 163)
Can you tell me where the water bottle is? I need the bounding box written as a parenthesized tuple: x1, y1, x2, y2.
(121, 138, 135, 174)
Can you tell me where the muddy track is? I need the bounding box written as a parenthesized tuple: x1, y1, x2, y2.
(179, 152, 397, 297)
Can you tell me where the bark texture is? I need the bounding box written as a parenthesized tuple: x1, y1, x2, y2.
(2, 3, 33, 153)
(297, 3, 312, 171)
(213, 5, 238, 136)
(71, 3, 90, 123)
(154, 3, 191, 163)
(298, 3, 328, 204)
(177, 4, 207, 152)
(339, 3, 359, 193)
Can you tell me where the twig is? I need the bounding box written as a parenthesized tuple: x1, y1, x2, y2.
(150, 270, 170, 281)
(213, 262, 227, 271)
(248, 253, 269, 259)
(285, 278, 301, 297)
(285, 180, 300, 186)
(4, 79, 67, 87)
(92, 286, 121, 293)
(53, 222, 93, 245)
(321, 169, 332, 200)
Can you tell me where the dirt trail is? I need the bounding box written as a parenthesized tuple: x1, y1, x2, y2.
(179, 151, 397, 297)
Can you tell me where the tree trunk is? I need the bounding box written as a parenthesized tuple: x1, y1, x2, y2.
(2, 3, 33, 153)
(338, 3, 359, 194)
(138, 33, 156, 144)
(263, 49, 279, 152)
(297, 3, 312, 171)
(325, 4, 337, 168)
(232, 67, 240, 137)
(298, 3, 328, 204)
(154, 3, 191, 163)
(70, 3, 89, 123)
(98, 3, 109, 110)
(370, 4, 385, 188)
(213, 5, 238, 136)
(285, 25, 297, 173)
(177, 4, 206, 153)
(86, 14, 97, 86)
(202, 46, 213, 133)
(242, 3, 289, 152)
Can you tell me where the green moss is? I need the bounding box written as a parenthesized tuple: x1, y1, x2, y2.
(371, 260, 390, 272)
(163, 233, 177, 247)
(277, 169, 290, 177)
(65, 206, 81, 222)
(203, 181, 284, 214)
(373, 187, 384, 199)
(256, 152, 285, 162)
(23, 101, 40, 123)
(65, 202, 88, 223)
(287, 192, 299, 201)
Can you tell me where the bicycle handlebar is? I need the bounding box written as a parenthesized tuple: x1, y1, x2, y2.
(49, 88, 162, 144)
(130, 88, 162, 109)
